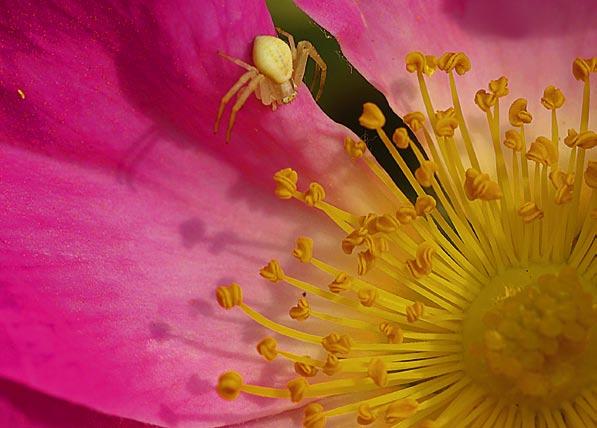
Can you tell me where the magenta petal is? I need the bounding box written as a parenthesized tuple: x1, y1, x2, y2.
(296, 0, 597, 118)
(0, 378, 157, 428)
(0, 0, 387, 426)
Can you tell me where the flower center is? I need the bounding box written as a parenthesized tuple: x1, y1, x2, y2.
(463, 265, 596, 407)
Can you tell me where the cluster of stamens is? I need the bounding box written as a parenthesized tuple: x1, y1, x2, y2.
(215, 51, 596, 427)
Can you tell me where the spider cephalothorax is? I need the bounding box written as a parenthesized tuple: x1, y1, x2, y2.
(214, 29, 326, 143)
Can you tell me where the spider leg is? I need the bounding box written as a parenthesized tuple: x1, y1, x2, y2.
(309, 62, 321, 93)
(226, 74, 265, 143)
(292, 41, 310, 88)
(214, 69, 258, 133)
(294, 41, 327, 101)
(305, 44, 327, 101)
(275, 27, 296, 60)
(218, 52, 256, 71)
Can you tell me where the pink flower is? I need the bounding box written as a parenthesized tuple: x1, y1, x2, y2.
(1, 1, 596, 428)
(0, 1, 371, 426)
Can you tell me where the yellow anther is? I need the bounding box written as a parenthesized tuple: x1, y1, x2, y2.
(405, 51, 437, 76)
(549, 169, 574, 204)
(407, 242, 435, 279)
(368, 358, 388, 387)
(521, 310, 541, 330)
(539, 337, 560, 357)
(437, 52, 471, 75)
(504, 129, 524, 152)
(364, 234, 389, 257)
(556, 302, 577, 323)
(328, 272, 352, 293)
(357, 250, 376, 276)
(497, 318, 523, 339)
(416, 420, 437, 428)
(434, 107, 459, 137)
(287, 377, 309, 402)
(517, 202, 544, 223)
(385, 398, 419, 423)
(360, 213, 377, 228)
(538, 316, 563, 338)
(572, 57, 597, 82)
(344, 136, 367, 160)
(509, 98, 533, 126)
(379, 322, 404, 344)
(215, 283, 243, 309)
(259, 259, 285, 282)
(415, 195, 436, 216)
(464, 168, 502, 201)
(518, 372, 549, 397)
(304, 182, 325, 207)
(359, 102, 386, 129)
(485, 351, 510, 377)
(364, 213, 400, 234)
(273, 168, 298, 199)
(564, 128, 597, 149)
(256, 337, 278, 361)
(357, 404, 376, 425)
(358, 286, 378, 307)
(483, 310, 503, 329)
(541, 85, 565, 110)
(303, 403, 326, 428)
(489, 76, 509, 98)
(562, 321, 586, 343)
(474, 89, 497, 112)
(549, 169, 574, 191)
(484, 330, 506, 351)
(342, 227, 368, 255)
(216, 371, 243, 400)
(500, 355, 523, 379)
(415, 160, 437, 187)
(322, 353, 341, 375)
(289, 297, 310, 321)
(555, 186, 573, 205)
(293, 236, 313, 263)
(392, 127, 412, 149)
(321, 332, 352, 355)
(404, 111, 426, 131)
(406, 301, 425, 323)
(406, 242, 435, 278)
(585, 161, 597, 188)
(535, 294, 557, 313)
(526, 136, 557, 166)
(558, 266, 581, 285)
(295, 359, 318, 377)
(396, 204, 418, 224)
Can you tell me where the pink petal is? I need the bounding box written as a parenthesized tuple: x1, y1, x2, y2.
(0, 378, 156, 428)
(0, 0, 392, 426)
(297, 0, 597, 133)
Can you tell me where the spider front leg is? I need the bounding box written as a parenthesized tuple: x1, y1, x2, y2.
(218, 51, 255, 71)
(214, 69, 258, 133)
(225, 74, 265, 143)
(293, 41, 327, 101)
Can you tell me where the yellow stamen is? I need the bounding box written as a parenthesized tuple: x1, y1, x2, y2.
(215, 51, 596, 428)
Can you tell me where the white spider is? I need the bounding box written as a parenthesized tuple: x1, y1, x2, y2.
(214, 29, 327, 143)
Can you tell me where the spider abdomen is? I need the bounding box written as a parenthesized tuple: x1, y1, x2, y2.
(252, 35, 293, 84)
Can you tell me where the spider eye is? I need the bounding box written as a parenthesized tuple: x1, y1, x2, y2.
(282, 92, 297, 104)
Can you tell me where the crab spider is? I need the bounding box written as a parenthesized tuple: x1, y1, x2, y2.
(214, 29, 327, 143)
